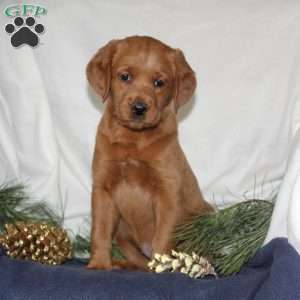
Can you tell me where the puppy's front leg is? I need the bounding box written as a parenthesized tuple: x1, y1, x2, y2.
(152, 193, 179, 256)
(87, 186, 119, 270)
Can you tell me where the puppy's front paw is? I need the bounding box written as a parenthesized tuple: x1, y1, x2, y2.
(86, 258, 112, 270)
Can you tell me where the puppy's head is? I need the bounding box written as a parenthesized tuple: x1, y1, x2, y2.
(87, 36, 196, 130)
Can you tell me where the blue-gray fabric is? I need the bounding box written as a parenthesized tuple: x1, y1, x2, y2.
(0, 238, 299, 300)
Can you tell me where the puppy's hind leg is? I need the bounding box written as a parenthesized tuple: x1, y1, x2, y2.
(113, 228, 149, 271)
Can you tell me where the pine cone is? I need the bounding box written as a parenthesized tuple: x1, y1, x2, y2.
(0, 222, 72, 265)
(148, 250, 217, 279)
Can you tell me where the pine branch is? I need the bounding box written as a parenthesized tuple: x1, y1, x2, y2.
(0, 183, 60, 233)
(175, 200, 274, 276)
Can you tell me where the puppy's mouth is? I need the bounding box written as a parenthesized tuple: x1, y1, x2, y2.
(116, 115, 161, 131)
(115, 109, 161, 131)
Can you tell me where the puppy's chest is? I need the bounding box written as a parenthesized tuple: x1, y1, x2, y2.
(116, 159, 157, 187)
(111, 158, 160, 205)
(112, 159, 158, 226)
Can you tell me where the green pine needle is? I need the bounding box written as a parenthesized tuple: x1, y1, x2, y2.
(175, 200, 274, 276)
(0, 183, 60, 233)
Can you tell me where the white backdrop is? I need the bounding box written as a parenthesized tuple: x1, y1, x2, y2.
(0, 0, 300, 250)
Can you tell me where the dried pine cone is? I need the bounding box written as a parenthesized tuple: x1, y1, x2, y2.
(148, 250, 217, 279)
(0, 222, 72, 265)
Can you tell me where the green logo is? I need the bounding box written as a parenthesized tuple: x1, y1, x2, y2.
(4, 4, 47, 18)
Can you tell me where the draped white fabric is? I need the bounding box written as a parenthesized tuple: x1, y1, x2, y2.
(0, 0, 299, 250)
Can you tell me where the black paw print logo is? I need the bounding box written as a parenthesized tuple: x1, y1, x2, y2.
(5, 16, 45, 48)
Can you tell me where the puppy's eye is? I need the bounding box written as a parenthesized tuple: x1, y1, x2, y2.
(154, 79, 164, 88)
(119, 73, 131, 82)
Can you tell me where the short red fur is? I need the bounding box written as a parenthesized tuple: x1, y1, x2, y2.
(86, 36, 212, 270)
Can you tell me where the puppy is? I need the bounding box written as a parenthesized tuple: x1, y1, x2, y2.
(86, 36, 212, 270)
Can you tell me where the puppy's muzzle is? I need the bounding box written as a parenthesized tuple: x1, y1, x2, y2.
(131, 100, 148, 118)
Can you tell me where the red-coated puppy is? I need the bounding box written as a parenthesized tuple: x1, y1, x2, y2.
(86, 36, 212, 270)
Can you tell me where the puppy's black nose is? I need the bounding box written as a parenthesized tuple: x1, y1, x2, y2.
(132, 101, 148, 116)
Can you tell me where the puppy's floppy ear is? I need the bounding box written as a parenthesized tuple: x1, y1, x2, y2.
(86, 40, 119, 102)
(173, 49, 197, 111)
